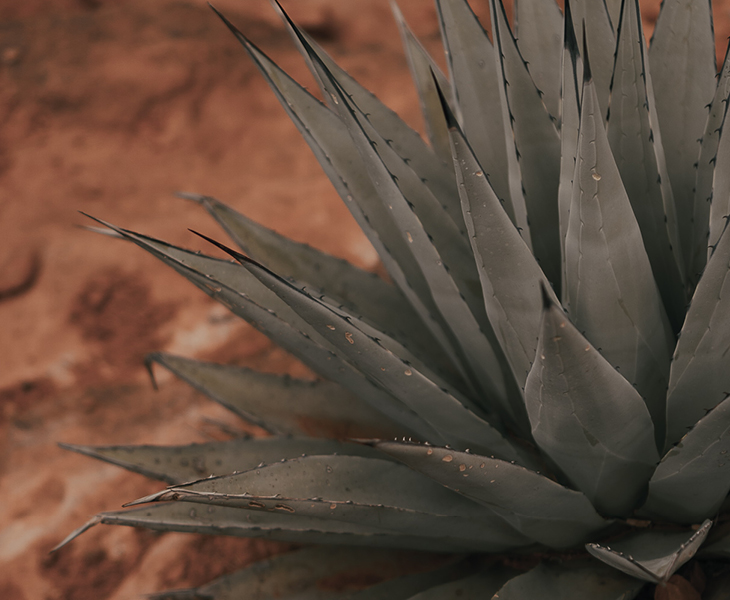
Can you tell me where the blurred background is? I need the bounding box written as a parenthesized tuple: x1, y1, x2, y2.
(1, 1, 728, 598)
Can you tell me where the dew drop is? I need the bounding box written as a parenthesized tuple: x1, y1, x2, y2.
(426, 448, 433, 455)
(592, 172, 601, 181)
(404, 369, 412, 376)
(475, 171, 483, 177)
(442, 454, 454, 462)
(459, 464, 466, 472)
(345, 332, 354, 344)
(327, 324, 336, 331)
(189, 509, 197, 518)
(406, 231, 413, 243)
(330, 503, 337, 510)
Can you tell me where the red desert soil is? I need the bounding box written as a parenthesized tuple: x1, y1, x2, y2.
(1, 1, 729, 598)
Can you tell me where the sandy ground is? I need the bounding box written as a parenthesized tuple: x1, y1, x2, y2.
(1, 1, 729, 598)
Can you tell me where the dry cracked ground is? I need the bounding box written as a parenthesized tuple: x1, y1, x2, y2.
(2, 1, 730, 598)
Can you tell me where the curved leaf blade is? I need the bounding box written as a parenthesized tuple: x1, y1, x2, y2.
(586, 520, 712, 584)
(434, 0, 515, 218)
(147, 352, 402, 439)
(565, 67, 674, 446)
(235, 253, 529, 462)
(268, 3, 461, 232)
(650, 0, 716, 268)
(129, 455, 533, 552)
(606, 0, 687, 331)
(492, 562, 644, 600)
(374, 441, 610, 549)
(447, 99, 557, 392)
(569, 0, 615, 119)
(54, 502, 476, 554)
(513, 0, 563, 122)
(86, 217, 439, 443)
(643, 396, 730, 523)
(391, 1, 454, 167)
(490, 0, 562, 287)
(691, 45, 730, 284)
(525, 290, 660, 516)
(216, 14, 464, 375)
(178, 192, 452, 374)
(149, 546, 434, 600)
(666, 223, 730, 448)
(59, 437, 387, 486)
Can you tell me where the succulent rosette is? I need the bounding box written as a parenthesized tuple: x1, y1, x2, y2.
(58, 0, 730, 597)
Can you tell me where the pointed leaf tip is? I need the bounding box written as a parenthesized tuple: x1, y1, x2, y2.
(188, 229, 248, 264)
(143, 354, 160, 390)
(582, 26, 592, 83)
(564, 0, 578, 56)
(432, 68, 458, 131)
(174, 191, 207, 204)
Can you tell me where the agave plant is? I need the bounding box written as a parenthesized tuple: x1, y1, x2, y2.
(57, 0, 730, 596)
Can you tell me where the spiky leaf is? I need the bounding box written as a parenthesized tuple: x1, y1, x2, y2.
(524, 291, 659, 516)
(586, 520, 712, 583)
(375, 441, 609, 548)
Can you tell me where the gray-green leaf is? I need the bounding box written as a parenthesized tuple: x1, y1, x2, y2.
(492, 562, 644, 600)
(565, 67, 674, 447)
(666, 222, 730, 448)
(490, 0, 562, 287)
(606, 0, 687, 331)
(586, 520, 712, 583)
(59, 437, 388, 486)
(524, 290, 659, 516)
(643, 396, 730, 523)
(691, 46, 730, 285)
(148, 352, 403, 438)
(650, 0, 716, 270)
(374, 441, 609, 549)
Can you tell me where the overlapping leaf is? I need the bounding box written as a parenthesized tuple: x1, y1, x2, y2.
(148, 546, 429, 600)
(649, 0, 716, 267)
(178, 192, 453, 375)
(391, 2, 454, 167)
(214, 14, 463, 371)
(233, 252, 530, 462)
(689, 45, 730, 285)
(569, 0, 615, 119)
(564, 61, 674, 445)
(606, 0, 686, 330)
(87, 217, 440, 442)
(54, 502, 475, 554)
(59, 437, 386, 486)
(375, 441, 609, 548)
(147, 352, 402, 438)
(492, 562, 644, 600)
(643, 396, 730, 523)
(269, 3, 462, 229)
(666, 222, 730, 447)
(445, 88, 557, 392)
(557, 0, 582, 301)
(128, 455, 533, 552)
(490, 0, 562, 287)
(524, 290, 659, 516)
(434, 0, 517, 221)
(586, 521, 712, 583)
(513, 0, 563, 121)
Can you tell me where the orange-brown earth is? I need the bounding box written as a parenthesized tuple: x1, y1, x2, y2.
(2, 1, 730, 598)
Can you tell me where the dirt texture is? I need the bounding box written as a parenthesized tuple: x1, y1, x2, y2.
(1, 1, 730, 598)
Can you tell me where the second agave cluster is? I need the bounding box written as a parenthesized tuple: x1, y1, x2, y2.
(59, 0, 730, 597)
